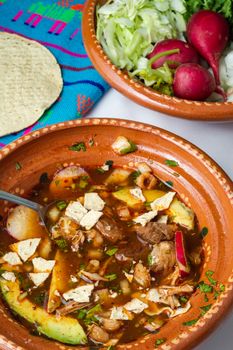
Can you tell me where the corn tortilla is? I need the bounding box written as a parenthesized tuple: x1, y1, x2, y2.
(0, 33, 63, 137)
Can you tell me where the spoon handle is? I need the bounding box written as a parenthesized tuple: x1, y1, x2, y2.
(0, 190, 41, 212)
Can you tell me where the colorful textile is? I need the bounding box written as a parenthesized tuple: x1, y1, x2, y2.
(0, 0, 109, 148)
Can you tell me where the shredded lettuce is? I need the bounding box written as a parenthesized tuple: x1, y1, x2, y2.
(96, 0, 186, 93)
(96, 0, 186, 94)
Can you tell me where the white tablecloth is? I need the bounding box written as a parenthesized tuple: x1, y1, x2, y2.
(87, 88, 233, 350)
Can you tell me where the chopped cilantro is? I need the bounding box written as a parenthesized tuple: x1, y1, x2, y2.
(55, 238, 68, 251)
(83, 316, 98, 325)
(200, 227, 208, 239)
(96, 167, 105, 174)
(198, 281, 213, 294)
(132, 170, 141, 181)
(17, 273, 32, 291)
(120, 141, 137, 155)
(213, 289, 220, 299)
(219, 283, 225, 292)
(165, 159, 179, 167)
(200, 304, 212, 316)
(183, 318, 199, 326)
(86, 304, 102, 318)
(165, 180, 173, 187)
(106, 247, 118, 256)
(179, 296, 188, 304)
(33, 292, 46, 306)
(56, 201, 67, 211)
(69, 142, 86, 152)
(111, 285, 122, 294)
(204, 294, 209, 302)
(39, 172, 50, 184)
(155, 338, 166, 347)
(76, 309, 87, 320)
(89, 138, 94, 147)
(79, 263, 86, 270)
(15, 161, 22, 171)
(206, 270, 217, 286)
(105, 160, 113, 168)
(79, 176, 89, 189)
(147, 254, 153, 266)
(105, 273, 117, 281)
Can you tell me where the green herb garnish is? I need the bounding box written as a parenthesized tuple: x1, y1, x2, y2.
(76, 309, 87, 320)
(105, 273, 117, 281)
(83, 316, 99, 325)
(15, 162, 22, 171)
(55, 238, 68, 251)
(79, 263, 86, 270)
(165, 159, 179, 167)
(86, 304, 102, 318)
(106, 247, 118, 256)
(120, 141, 137, 155)
(204, 294, 209, 302)
(155, 338, 166, 347)
(219, 283, 225, 292)
(147, 253, 153, 266)
(179, 296, 188, 304)
(69, 142, 86, 152)
(33, 292, 46, 306)
(183, 318, 199, 326)
(200, 227, 208, 239)
(200, 304, 212, 316)
(205, 270, 217, 286)
(198, 281, 213, 294)
(56, 201, 67, 211)
(79, 175, 89, 189)
(105, 160, 114, 168)
(96, 167, 105, 174)
(165, 180, 173, 187)
(213, 289, 220, 300)
(132, 170, 141, 181)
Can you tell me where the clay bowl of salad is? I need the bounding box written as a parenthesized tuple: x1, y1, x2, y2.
(0, 118, 232, 350)
(83, 0, 233, 120)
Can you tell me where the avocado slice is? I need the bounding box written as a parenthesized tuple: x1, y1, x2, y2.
(112, 187, 194, 230)
(0, 279, 87, 345)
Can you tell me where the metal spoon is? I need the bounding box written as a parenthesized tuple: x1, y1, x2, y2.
(0, 190, 53, 226)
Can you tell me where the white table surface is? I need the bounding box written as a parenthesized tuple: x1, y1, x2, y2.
(87, 88, 233, 350)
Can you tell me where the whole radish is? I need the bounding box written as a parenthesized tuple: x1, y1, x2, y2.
(173, 63, 216, 101)
(187, 10, 229, 85)
(147, 39, 199, 69)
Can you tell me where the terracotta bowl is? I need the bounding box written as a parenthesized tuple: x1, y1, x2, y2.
(0, 118, 232, 350)
(82, 0, 233, 121)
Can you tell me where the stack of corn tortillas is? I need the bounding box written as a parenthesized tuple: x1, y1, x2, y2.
(0, 33, 63, 137)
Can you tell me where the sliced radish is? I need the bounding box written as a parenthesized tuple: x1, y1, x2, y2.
(7, 206, 45, 241)
(49, 166, 90, 196)
(7, 205, 52, 259)
(175, 231, 190, 278)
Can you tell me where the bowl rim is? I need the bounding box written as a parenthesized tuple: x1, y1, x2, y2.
(82, 0, 233, 121)
(0, 118, 232, 350)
